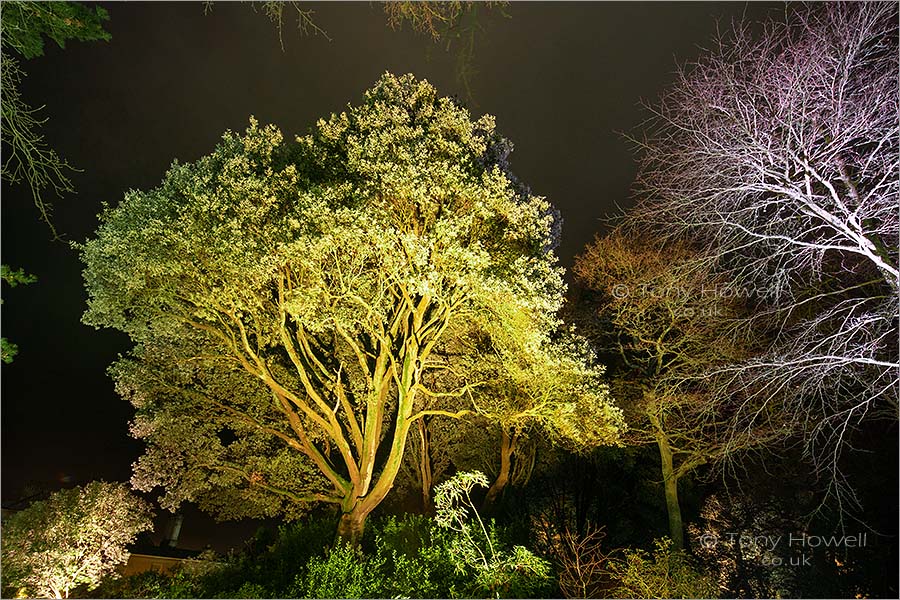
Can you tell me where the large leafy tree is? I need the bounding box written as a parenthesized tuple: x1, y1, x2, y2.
(1, 481, 153, 599)
(80, 73, 622, 544)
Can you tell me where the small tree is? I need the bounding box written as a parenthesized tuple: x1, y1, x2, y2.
(395, 328, 624, 513)
(607, 537, 719, 599)
(1, 481, 154, 599)
(573, 232, 775, 548)
(472, 330, 623, 509)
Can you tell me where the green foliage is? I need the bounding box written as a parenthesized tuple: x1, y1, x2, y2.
(294, 542, 386, 599)
(606, 537, 719, 599)
(90, 569, 174, 599)
(1, 481, 154, 599)
(470, 329, 624, 451)
(1, 265, 38, 287)
(78, 73, 614, 538)
(371, 514, 464, 598)
(0, 1, 110, 59)
(285, 514, 472, 599)
(435, 471, 555, 598)
(1, 263, 40, 363)
(0, 337, 20, 364)
(92, 517, 337, 599)
(230, 582, 270, 599)
(91, 511, 556, 599)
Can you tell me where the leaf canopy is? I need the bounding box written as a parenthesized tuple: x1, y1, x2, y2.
(80, 73, 620, 520)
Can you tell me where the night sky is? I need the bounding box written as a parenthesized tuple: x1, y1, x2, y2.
(1, 1, 783, 550)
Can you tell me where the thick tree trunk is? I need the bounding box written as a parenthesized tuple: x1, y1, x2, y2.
(656, 432, 684, 549)
(336, 506, 368, 547)
(484, 429, 515, 511)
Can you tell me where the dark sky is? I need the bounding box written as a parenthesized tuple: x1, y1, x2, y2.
(1, 1, 782, 550)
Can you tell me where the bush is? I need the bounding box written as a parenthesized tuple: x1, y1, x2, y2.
(287, 514, 468, 599)
(293, 542, 386, 599)
(91, 510, 556, 599)
(371, 514, 467, 598)
(607, 538, 719, 599)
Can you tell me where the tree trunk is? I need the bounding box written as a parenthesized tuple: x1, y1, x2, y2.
(484, 429, 515, 511)
(656, 431, 684, 549)
(336, 506, 368, 547)
(417, 419, 434, 513)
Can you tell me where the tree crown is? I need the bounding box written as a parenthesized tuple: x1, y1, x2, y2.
(79, 73, 617, 522)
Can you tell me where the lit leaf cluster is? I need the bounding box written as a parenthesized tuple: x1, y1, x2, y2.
(484, 330, 622, 448)
(1, 482, 153, 599)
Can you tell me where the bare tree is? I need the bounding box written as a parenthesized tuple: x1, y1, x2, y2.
(574, 232, 778, 548)
(627, 2, 899, 513)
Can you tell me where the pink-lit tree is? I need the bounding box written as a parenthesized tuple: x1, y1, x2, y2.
(627, 2, 898, 511)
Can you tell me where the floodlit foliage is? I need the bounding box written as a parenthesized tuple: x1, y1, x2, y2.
(627, 1, 899, 511)
(0, 481, 153, 599)
(606, 537, 719, 599)
(398, 325, 624, 512)
(472, 329, 623, 507)
(80, 73, 622, 544)
(435, 471, 554, 598)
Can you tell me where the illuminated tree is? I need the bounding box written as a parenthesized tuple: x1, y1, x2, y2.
(0, 1, 110, 237)
(80, 73, 622, 544)
(0, 481, 153, 599)
(574, 232, 775, 548)
(397, 330, 624, 512)
(627, 1, 899, 510)
(473, 330, 623, 509)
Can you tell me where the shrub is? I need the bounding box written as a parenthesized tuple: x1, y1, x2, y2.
(607, 537, 719, 599)
(292, 542, 386, 599)
(371, 514, 466, 598)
